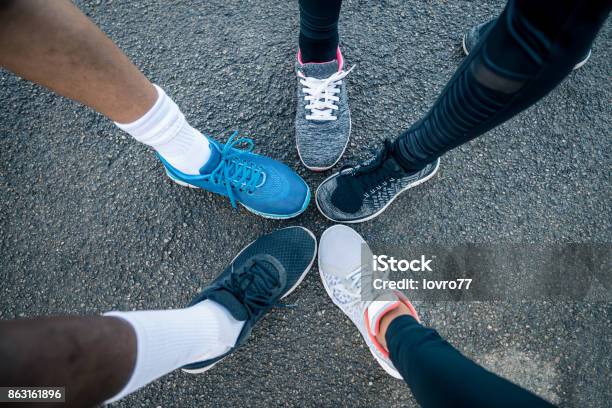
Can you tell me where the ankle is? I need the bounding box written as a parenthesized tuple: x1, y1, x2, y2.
(115, 85, 212, 175)
(375, 302, 413, 351)
(388, 138, 430, 173)
(298, 38, 338, 63)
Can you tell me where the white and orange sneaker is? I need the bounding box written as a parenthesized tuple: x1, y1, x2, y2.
(318, 225, 419, 379)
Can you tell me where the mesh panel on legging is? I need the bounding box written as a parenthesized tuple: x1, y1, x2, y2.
(392, 0, 610, 172)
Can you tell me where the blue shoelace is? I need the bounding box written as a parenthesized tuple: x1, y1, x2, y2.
(210, 132, 264, 208)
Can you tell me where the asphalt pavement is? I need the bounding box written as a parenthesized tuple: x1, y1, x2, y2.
(0, 0, 610, 407)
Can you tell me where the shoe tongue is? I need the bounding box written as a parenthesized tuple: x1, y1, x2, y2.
(367, 298, 401, 336)
(198, 142, 222, 175)
(301, 60, 339, 79)
(207, 289, 249, 321)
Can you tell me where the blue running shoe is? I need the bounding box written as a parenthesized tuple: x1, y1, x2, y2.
(182, 226, 317, 374)
(159, 132, 311, 219)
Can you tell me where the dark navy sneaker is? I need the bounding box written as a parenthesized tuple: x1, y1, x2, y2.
(160, 131, 310, 219)
(182, 226, 317, 374)
(462, 18, 592, 70)
(316, 140, 439, 223)
(295, 47, 353, 171)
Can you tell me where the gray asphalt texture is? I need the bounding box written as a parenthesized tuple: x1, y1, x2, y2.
(1, 0, 610, 407)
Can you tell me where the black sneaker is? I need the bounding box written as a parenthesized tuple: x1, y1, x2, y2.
(315, 141, 439, 223)
(182, 226, 317, 374)
(462, 18, 592, 70)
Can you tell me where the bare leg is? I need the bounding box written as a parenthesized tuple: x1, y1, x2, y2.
(0, 316, 136, 407)
(0, 0, 156, 123)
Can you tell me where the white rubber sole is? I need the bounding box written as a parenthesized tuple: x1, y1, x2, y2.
(182, 226, 318, 375)
(181, 357, 226, 375)
(461, 34, 470, 57)
(572, 49, 591, 70)
(315, 159, 440, 224)
(317, 228, 403, 379)
(462, 33, 591, 70)
(296, 112, 352, 172)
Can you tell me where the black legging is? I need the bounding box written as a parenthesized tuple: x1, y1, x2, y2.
(387, 315, 555, 408)
(300, 0, 610, 405)
(299, 0, 610, 168)
(298, 0, 342, 63)
(391, 0, 611, 171)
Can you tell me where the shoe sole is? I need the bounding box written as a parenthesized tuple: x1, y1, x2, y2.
(461, 34, 591, 70)
(182, 226, 318, 374)
(315, 159, 440, 224)
(166, 171, 311, 220)
(317, 228, 402, 379)
(296, 107, 352, 172)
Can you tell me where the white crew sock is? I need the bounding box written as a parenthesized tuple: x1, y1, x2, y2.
(104, 300, 244, 404)
(115, 85, 212, 175)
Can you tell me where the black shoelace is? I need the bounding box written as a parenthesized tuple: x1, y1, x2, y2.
(220, 257, 284, 318)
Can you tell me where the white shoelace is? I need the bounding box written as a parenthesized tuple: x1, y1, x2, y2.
(298, 66, 354, 121)
(333, 267, 367, 311)
(333, 266, 392, 312)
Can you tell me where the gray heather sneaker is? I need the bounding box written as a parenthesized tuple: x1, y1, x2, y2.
(462, 18, 591, 70)
(295, 49, 353, 171)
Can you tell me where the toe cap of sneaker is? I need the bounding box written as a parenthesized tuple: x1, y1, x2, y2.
(296, 115, 350, 171)
(244, 156, 310, 217)
(298, 147, 343, 171)
(257, 226, 317, 291)
(319, 224, 365, 277)
(316, 174, 364, 222)
(315, 175, 343, 219)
